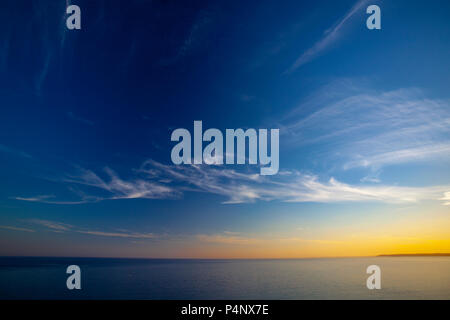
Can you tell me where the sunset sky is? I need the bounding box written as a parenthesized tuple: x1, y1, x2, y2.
(0, 0, 449, 258)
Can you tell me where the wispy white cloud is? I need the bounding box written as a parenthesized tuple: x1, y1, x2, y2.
(440, 192, 450, 206)
(15, 195, 54, 202)
(281, 82, 450, 172)
(178, 10, 212, 57)
(67, 112, 94, 126)
(25, 219, 73, 232)
(77, 230, 157, 239)
(14, 194, 94, 205)
(35, 52, 51, 96)
(344, 144, 450, 169)
(14, 165, 180, 205)
(12, 81, 450, 208)
(64, 166, 180, 201)
(240, 94, 256, 102)
(140, 161, 450, 205)
(139, 160, 262, 204)
(14, 158, 450, 205)
(159, 9, 213, 66)
(360, 171, 381, 183)
(195, 231, 346, 246)
(26, 1, 72, 95)
(0, 225, 35, 233)
(285, 0, 369, 73)
(0, 144, 32, 159)
(22, 219, 158, 239)
(196, 232, 259, 244)
(278, 237, 345, 245)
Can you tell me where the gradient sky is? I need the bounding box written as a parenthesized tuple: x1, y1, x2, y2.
(0, 0, 449, 258)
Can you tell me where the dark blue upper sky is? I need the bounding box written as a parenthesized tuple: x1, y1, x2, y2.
(0, 0, 449, 258)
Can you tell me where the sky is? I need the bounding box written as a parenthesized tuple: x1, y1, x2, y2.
(0, 0, 449, 258)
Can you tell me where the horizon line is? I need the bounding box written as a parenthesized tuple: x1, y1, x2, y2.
(1, 253, 449, 260)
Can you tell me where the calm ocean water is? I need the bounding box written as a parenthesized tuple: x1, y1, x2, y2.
(0, 257, 449, 299)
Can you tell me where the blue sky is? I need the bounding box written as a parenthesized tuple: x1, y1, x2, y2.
(0, 0, 449, 258)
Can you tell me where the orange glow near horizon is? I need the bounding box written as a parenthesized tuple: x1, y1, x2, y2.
(159, 210, 450, 259)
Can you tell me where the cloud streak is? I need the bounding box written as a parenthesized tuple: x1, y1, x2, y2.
(21, 219, 158, 239)
(285, 0, 368, 73)
(25, 219, 73, 232)
(140, 160, 450, 205)
(0, 225, 35, 233)
(67, 112, 94, 126)
(344, 144, 450, 170)
(281, 82, 450, 172)
(63, 166, 180, 201)
(14, 194, 94, 205)
(11, 81, 450, 207)
(77, 230, 157, 239)
(195, 231, 347, 246)
(196, 232, 258, 245)
(159, 9, 213, 66)
(14, 158, 450, 206)
(440, 192, 450, 206)
(0, 144, 32, 159)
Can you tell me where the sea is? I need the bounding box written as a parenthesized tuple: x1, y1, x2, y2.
(0, 256, 449, 299)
